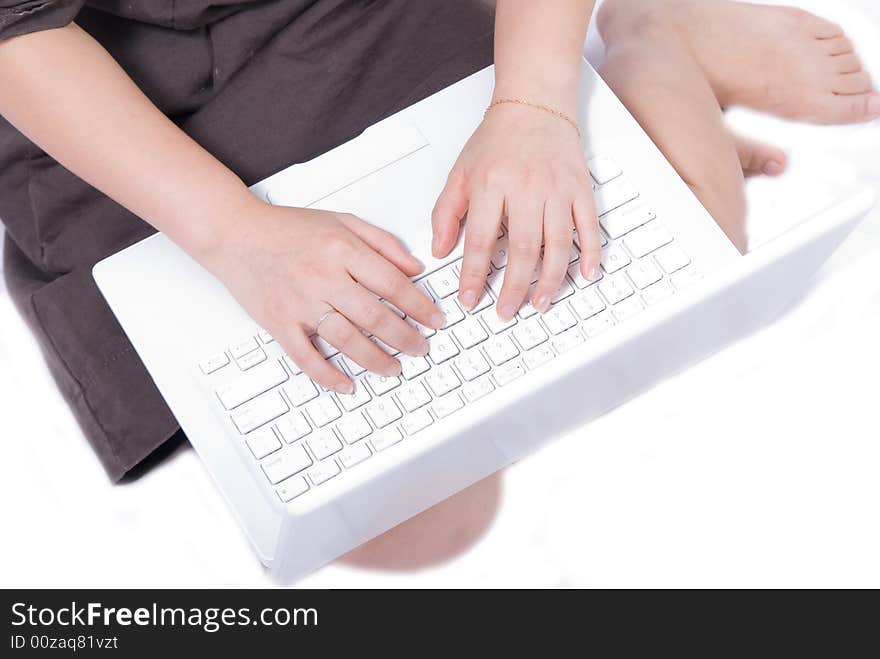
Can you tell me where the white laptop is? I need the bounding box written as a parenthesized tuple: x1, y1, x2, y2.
(93, 61, 876, 583)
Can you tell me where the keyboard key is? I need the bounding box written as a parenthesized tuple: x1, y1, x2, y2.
(284, 373, 319, 407)
(371, 426, 404, 452)
(311, 335, 339, 359)
(339, 442, 372, 469)
(583, 311, 615, 338)
(454, 351, 491, 381)
(624, 221, 673, 258)
(276, 411, 312, 443)
(513, 320, 549, 351)
(337, 412, 373, 444)
(613, 296, 644, 322)
(397, 381, 432, 412)
(570, 289, 606, 320)
(236, 348, 267, 370)
(594, 178, 639, 216)
(587, 156, 623, 185)
(402, 408, 434, 436)
(523, 344, 555, 370)
(463, 377, 495, 402)
(453, 318, 489, 349)
(567, 262, 603, 289)
(600, 244, 631, 274)
(276, 476, 309, 502)
(439, 297, 466, 326)
(481, 308, 517, 334)
(406, 317, 437, 338)
(262, 444, 312, 484)
(429, 331, 460, 364)
(258, 329, 274, 344)
(628, 261, 663, 289)
(426, 264, 460, 299)
(550, 280, 576, 304)
(246, 428, 282, 460)
(553, 328, 586, 354)
(371, 336, 400, 357)
(492, 237, 510, 269)
(399, 355, 431, 380)
(231, 392, 289, 434)
(600, 205, 656, 240)
(642, 280, 675, 306)
(494, 362, 525, 387)
(199, 352, 229, 375)
(433, 394, 465, 419)
(542, 305, 578, 335)
(599, 276, 635, 305)
(654, 243, 692, 274)
(366, 398, 403, 428)
(283, 355, 303, 376)
(341, 354, 366, 376)
(304, 396, 342, 427)
(309, 460, 341, 486)
(307, 430, 343, 460)
(484, 335, 520, 366)
(424, 365, 461, 397)
(216, 359, 288, 410)
(365, 373, 401, 396)
(230, 336, 260, 360)
(337, 381, 371, 411)
(469, 288, 495, 314)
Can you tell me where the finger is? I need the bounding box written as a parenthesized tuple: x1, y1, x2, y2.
(350, 246, 446, 330)
(457, 190, 504, 311)
(317, 310, 402, 377)
(533, 198, 573, 313)
(573, 191, 602, 282)
(284, 325, 353, 394)
(339, 214, 423, 277)
(332, 280, 429, 357)
(497, 196, 543, 321)
(431, 168, 469, 258)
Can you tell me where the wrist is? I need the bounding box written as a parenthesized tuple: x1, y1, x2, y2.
(493, 69, 580, 117)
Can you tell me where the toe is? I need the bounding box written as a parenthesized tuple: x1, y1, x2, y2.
(810, 16, 845, 40)
(824, 36, 854, 56)
(818, 91, 880, 124)
(733, 134, 787, 177)
(831, 71, 874, 96)
(832, 53, 864, 75)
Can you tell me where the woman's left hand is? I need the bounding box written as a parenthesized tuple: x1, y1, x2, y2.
(431, 102, 601, 321)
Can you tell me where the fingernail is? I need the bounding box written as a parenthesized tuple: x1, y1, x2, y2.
(763, 160, 784, 176)
(499, 304, 517, 321)
(587, 267, 602, 282)
(335, 381, 354, 395)
(431, 235, 441, 253)
(533, 294, 550, 313)
(460, 290, 478, 310)
(415, 341, 430, 357)
(430, 312, 446, 329)
(868, 94, 880, 118)
(384, 361, 402, 377)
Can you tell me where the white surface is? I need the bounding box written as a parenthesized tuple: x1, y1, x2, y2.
(2, 0, 879, 588)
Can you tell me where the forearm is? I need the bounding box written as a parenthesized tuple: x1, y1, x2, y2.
(493, 0, 595, 114)
(0, 23, 255, 261)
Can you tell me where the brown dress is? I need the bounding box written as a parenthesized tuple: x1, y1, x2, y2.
(0, 0, 494, 480)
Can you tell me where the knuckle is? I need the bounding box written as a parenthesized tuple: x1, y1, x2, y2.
(511, 239, 537, 256)
(332, 323, 358, 348)
(467, 230, 495, 251)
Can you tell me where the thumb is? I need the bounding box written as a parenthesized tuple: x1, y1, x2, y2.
(431, 169, 469, 258)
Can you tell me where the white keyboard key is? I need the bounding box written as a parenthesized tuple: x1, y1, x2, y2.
(513, 320, 548, 351)
(613, 296, 644, 321)
(542, 305, 578, 335)
(397, 381, 432, 412)
(426, 264, 460, 299)
(433, 394, 465, 419)
(518, 301, 539, 319)
(399, 355, 431, 380)
(453, 318, 489, 349)
(463, 377, 495, 402)
(258, 329, 274, 344)
(337, 381, 371, 411)
(599, 276, 635, 305)
(284, 374, 319, 407)
(236, 348, 267, 370)
(567, 262, 603, 289)
(624, 221, 673, 258)
(523, 344, 555, 370)
(371, 336, 400, 357)
(365, 373, 401, 396)
(406, 317, 437, 338)
(366, 398, 403, 428)
(594, 178, 639, 216)
(415, 279, 435, 302)
(491, 237, 510, 269)
(282, 354, 303, 376)
(276, 411, 312, 443)
(439, 297, 466, 326)
(429, 331, 460, 364)
(570, 289, 606, 320)
(454, 351, 491, 381)
(469, 288, 495, 314)
(628, 261, 663, 289)
(307, 430, 343, 460)
(486, 269, 505, 299)
(600, 205, 656, 240)
(654, 243, 692, 274)
(230, 336, 260, 360)
(642, 280, 675, 306)
(337, 412, 373, 444)
(424, 365, 461, 397)
(600, 244, 632, 274)
(341, 354, 366, 376)
(494, 362, 525, 387)
(553, 328, 586, 354)
(339, 442, 372, 469)
(550, 280, 576, 304)
(371, 426, 404, 452)
(262, 444, 312, 484)
(231, 392, 289, 434)
(304, 396, 342, 427)
(199, 352, 229, 375)
(308, 460, 341, 486)
(484, 335, 520, 366)
(276, 476, 309, 502)
(588, 156, 623, 185)
(216, 359, 288, 410)
(246, 428, 282, 460)
(402, 408, 434, 436)
(583, 311, 616, 338)
(481, 308, 517, 334)
(311, 335, 339, 359)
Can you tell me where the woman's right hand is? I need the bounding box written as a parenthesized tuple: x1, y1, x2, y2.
(204, 199, 445, 394)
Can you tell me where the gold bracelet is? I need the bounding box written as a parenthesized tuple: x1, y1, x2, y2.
(485, 98, 581, 140)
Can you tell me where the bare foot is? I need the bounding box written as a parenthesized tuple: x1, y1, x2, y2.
(733, 133, 787, 177)
(600, 0, 880, 124)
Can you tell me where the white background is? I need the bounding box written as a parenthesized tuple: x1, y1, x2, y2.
(1, 0, 878, 588)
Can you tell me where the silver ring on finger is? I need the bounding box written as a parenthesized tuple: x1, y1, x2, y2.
(314, 307, 339, 333)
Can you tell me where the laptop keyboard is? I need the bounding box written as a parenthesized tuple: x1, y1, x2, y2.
(197, 157, 701, 503)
